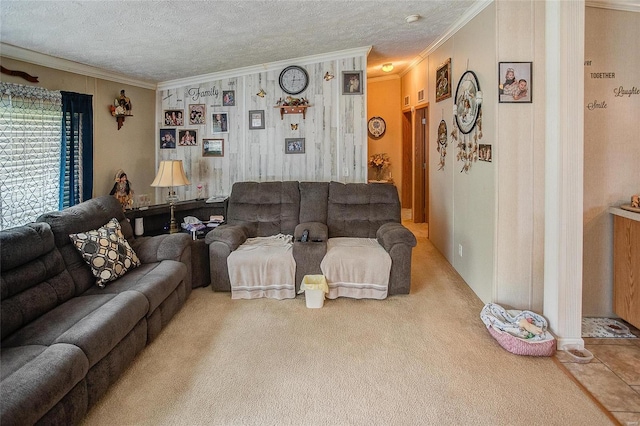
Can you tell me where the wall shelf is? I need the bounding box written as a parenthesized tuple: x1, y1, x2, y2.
(275, 105, 309, 120)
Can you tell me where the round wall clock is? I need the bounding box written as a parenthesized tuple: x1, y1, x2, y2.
(279, 65, 309, 95)
(368, 116, 386, 138)
(454, 70, 481, 134)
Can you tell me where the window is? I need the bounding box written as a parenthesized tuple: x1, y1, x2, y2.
(0, 83, 62, 230)
(0, 84, 93, 230)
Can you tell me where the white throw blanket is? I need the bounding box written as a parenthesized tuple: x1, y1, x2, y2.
(227, 234, 296, 300)
(320, 237, 391, 299)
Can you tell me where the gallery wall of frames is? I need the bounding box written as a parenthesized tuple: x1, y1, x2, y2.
(156, 49, 368, 200)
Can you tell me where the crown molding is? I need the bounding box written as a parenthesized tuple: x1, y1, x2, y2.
(586, 0, 640, 12)
(401, 0, 494, 77)
(368, 74, 400, 84)
(157, 46, 372, 90)
(0, 43, 157, 90)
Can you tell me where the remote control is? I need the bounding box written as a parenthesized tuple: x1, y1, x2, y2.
(301, 229, 309, 242)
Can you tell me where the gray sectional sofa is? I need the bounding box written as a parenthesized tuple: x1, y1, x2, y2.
(0, 195, 192, 425)
(206, 181, 417, 296)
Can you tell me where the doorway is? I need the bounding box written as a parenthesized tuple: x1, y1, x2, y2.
(413, 106, 428, 223)
(401, 110, 413, 209)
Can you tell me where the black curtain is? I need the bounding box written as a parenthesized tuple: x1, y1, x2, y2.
(60, 91, 93, 207)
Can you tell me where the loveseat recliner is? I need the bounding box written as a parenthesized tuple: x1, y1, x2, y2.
(1, 195, 192, 425)
(205, 181, 417, 298)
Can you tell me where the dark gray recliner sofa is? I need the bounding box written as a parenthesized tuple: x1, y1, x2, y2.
(1, 195, 192, 425)
(205, 181, 417, 296)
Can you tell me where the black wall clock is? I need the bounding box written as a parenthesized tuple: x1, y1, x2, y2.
(279, 65, 309, 95)
(368, 116, 386, 138)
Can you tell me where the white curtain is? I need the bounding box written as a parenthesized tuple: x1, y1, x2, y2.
(0, 82, 62, 230)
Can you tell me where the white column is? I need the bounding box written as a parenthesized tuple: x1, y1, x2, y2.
(543, 0, 585, 348)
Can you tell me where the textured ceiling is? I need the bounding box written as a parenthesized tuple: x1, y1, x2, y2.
(1, 1, 481, 84)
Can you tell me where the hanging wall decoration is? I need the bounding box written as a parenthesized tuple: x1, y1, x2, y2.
(452, 70, 483, 173)
(437, 119, 448, 170)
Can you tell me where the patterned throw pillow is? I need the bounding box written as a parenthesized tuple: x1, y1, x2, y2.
(69, 218, 140, 287)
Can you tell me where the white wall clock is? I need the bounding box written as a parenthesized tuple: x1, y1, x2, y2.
(368, 116, 386, 138)
(279, 65, 309, 95)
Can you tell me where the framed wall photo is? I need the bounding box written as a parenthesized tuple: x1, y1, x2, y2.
(163, 109, 184, 126)
(178, 129, 198, 146)
(435, 58, 452, 102)
(203, 138, 224, 157)
(249, 110, 265, 130)
(188, 104, 206, 125)
(342, 71, 363, 95)
(498, 62, 532, 103)
(159, 128, 176, 149)
(285, 138, 305, 154)
(222, 91, 235, 106)
(212, 113, 229, 133)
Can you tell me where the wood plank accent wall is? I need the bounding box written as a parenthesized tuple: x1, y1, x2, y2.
(157, 54, 367, 200)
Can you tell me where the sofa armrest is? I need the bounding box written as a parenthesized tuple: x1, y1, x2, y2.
(131, 233, 191, 263)
(294, 222, 328, 242)
(376, 223, 417, 252)
(204, 224, 248, 250)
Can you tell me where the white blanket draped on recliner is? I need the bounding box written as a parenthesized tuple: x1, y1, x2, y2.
(227, 234, 296, 300)
(320, 237, 391, 299)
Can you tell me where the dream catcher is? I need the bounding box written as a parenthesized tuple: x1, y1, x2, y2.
(452, 70, 483, 173)
(437, 119, 448, 170)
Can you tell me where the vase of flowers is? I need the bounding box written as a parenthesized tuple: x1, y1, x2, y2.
(369, 153, 391, 181)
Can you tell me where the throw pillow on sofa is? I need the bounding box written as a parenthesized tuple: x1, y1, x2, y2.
(69, 218, 140, 287)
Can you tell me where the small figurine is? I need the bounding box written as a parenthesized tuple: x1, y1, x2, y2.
(110, 169, 134, 210)
(115, 90, 132, 116)
(632, 194, 640, 209)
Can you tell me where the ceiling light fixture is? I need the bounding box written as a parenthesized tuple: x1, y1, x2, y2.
(405, 14, 420, 23)
(381, 63, 394, 73)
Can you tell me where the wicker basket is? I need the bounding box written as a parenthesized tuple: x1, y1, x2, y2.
(487, 325, 556, 357)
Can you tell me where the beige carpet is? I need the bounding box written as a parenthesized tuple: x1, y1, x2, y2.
(82, 223, 613, 425)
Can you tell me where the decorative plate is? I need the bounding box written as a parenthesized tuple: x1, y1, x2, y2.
(368, 116, 386, 138)
(454, 70, 481, 135)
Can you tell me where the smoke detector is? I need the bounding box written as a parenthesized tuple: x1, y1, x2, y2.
(405, 14, 420, 23)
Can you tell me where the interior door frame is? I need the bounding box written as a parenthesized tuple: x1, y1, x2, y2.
(401, 110, 413, 209)
(413, 104, 428, 224)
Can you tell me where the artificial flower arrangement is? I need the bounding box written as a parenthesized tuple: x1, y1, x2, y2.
(368, 153, 391, 180)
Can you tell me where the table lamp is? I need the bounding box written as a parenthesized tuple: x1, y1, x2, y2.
(150, 160, 191, 233)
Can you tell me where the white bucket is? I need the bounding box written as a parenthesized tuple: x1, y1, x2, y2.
(305, 289, 325, 308)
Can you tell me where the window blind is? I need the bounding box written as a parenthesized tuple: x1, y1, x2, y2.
(0, 83, 62, 230)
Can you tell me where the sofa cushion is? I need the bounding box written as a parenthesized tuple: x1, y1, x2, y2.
(38, 195, 134, 295)
(299, 181, 329, 223)
(69, 218, 141, 288)
(1, 223, 75, 340)
(2, 292, 149, 367)
(83, 260, 187, 315)
(0, 343, 89, 426)
(327, 182, 401, 238)
(227, 181, 300, 237)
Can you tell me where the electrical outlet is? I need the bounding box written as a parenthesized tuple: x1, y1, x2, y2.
(343, 167, 349, 177)
(458, 244, 463, 257)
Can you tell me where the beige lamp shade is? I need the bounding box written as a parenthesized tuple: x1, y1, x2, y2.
(150, 160, 191, 188)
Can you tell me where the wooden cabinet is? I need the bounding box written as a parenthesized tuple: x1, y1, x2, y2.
(613, 212, 640, 329)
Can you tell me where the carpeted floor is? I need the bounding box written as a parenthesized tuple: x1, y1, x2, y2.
(82, 223, 613, 425)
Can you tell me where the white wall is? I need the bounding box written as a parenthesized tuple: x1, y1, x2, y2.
(156, 50, 369, 200)
(406, 1, 549, 311)
(583, 7, 640, 317)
